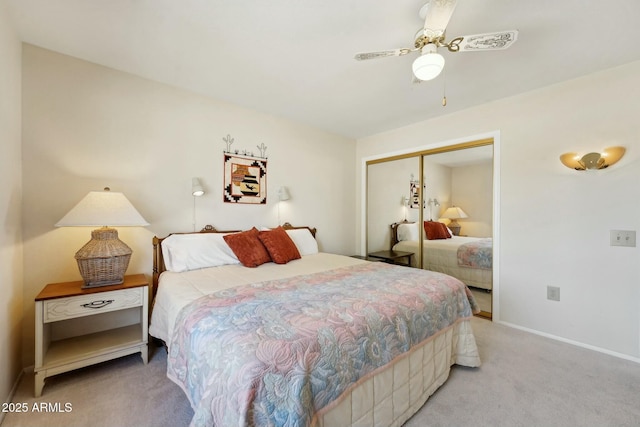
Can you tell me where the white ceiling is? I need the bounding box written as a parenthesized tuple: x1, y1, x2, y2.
(5, 0, 640, 139)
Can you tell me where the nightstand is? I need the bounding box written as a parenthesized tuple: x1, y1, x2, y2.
(367, 250, 414, 267)
(34, 274, 149, 397)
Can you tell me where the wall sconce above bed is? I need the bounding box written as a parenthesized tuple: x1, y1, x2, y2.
(427, 198, 440, 220)
(401, 196, 409, 220)
(278, 186, 291, 201)
(559, 146, 625, 171)
(192, 178, 205, 197)
(277, 186, 291, 224)
(192, 178, 205, 231)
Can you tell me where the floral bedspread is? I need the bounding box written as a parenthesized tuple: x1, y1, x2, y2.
(167, 262, 478, 427)
(457, 238, 493, 270)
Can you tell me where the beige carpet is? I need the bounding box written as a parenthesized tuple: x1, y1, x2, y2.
(2, 344, 193, 427)
(4, 318, 640, 427)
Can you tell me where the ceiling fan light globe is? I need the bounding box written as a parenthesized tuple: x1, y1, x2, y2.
(412, 52, 445, 81)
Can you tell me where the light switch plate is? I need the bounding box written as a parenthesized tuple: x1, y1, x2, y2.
(610, 230, 636, 247)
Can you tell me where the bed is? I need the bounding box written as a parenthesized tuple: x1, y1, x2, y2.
(390, 221, 493, 291)
(149, 223, 481, 427)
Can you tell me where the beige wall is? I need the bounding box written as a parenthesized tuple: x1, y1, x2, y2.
(422, 159, 452, 221)
(450, 162, 493, 238)
(0, 0, 23, 407)
(21, 45, 357, 365)
(357, 61, 640, 361)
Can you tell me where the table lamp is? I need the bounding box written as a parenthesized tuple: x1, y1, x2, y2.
(55, 187, 149, 288)
(440, 205, 468, 236)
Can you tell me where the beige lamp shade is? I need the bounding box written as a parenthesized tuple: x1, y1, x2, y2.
(56, 188, 149, 227)
(440, 206, 468, 236)
(440, 206, 468, 220)
(56, 188, 148, 288)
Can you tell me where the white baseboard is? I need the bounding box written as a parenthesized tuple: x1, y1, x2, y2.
(0, 368, 25, 425)
(498, 320, 640, 364)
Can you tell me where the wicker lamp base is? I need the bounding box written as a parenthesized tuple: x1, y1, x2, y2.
(447, 220, 461, 236)
(75, 227, 132, 288)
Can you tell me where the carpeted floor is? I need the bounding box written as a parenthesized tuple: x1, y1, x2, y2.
(3, 317, 640, 427)
(2, 344, 193, 427)
(406, 318, 640, 427)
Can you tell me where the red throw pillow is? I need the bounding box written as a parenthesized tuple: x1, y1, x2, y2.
(258, 226, 301, 264)
(424, 221, 450, 240)
(223, 228, 271, 267)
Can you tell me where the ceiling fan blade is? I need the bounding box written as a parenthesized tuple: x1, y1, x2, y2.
(420, 0, 458, 40)
(456, 30, 518, 51)
(354, 48, 412, 61)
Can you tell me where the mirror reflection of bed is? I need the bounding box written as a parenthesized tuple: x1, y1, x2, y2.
(391, 221, 493, 318)
(366, 143, 494, 319)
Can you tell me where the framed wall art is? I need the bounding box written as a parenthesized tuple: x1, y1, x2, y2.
(409, 179, 420, 209)
(223, 154, 267, 204)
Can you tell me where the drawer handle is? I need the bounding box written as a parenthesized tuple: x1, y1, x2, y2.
(81, 300, 114, 309)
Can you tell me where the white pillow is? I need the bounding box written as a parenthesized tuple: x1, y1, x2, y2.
(285, 228, 318, 256)
(162, 233, 240, 272)
(397, 223, 418, 242)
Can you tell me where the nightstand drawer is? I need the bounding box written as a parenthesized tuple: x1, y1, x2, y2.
(44, 288, 143, 323)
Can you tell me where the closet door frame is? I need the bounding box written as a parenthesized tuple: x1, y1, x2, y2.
(363, 135, 500, 319)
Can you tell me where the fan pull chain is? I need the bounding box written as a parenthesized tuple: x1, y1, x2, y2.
(442, 68, 447, 107)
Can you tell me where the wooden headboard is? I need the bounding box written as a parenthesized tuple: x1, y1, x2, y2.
(282, 222, 317, 238)
(151, 222, 317, 295)
(390, 220, 414, 250)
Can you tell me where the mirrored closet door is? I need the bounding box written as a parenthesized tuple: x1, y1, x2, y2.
(366, 140, 494, 319)
(366, 156, 422, 268)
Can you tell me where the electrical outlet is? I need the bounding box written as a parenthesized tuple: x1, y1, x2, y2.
(547, 286, 560, 301)
(610, 230, 636, 247)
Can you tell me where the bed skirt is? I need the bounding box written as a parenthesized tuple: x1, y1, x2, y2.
(315, 319, 480, 427)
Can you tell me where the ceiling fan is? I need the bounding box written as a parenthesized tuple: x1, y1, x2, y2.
(354, 0, 518, 82)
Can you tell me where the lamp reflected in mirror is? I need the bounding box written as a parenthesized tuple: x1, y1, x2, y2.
(401, 195, 409, 220)
(440, 205, 467, 236)
(427, 198, 440, 221)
